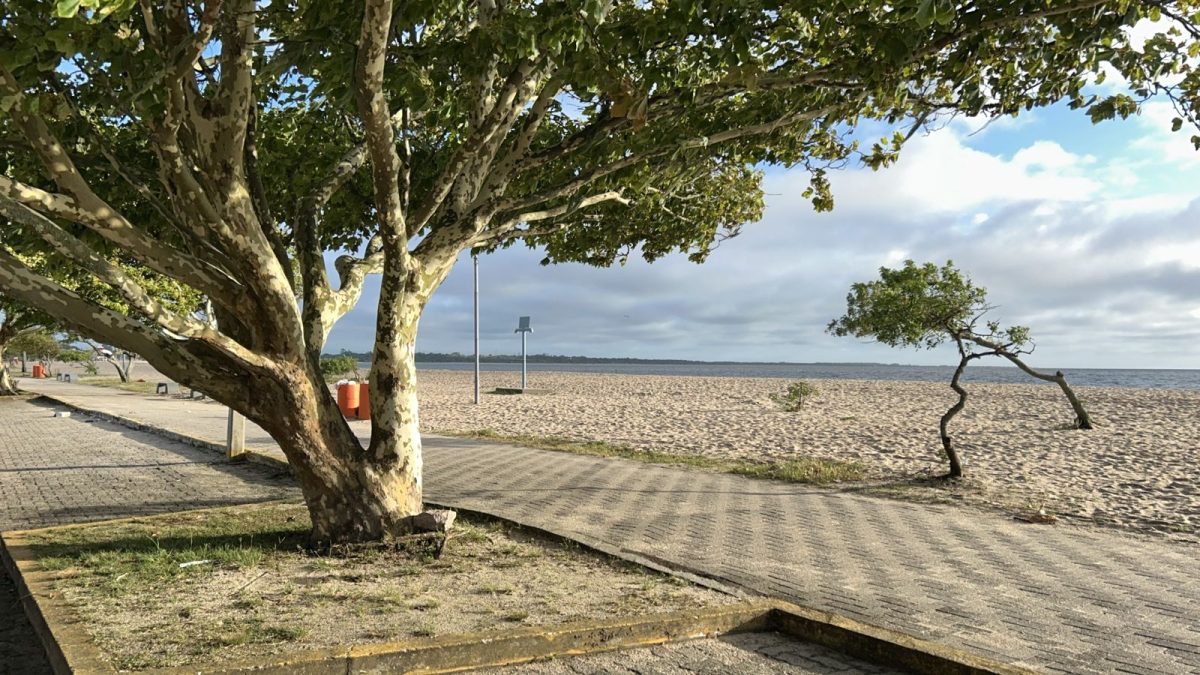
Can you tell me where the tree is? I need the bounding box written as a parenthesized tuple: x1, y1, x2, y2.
(8, 328, 62, 373)
(828, 261, 1094, 478)
(0, 1, 1194, 543)
(0, 297, 48, 394)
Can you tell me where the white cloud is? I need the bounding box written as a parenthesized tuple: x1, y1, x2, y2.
(1129, 101, 1200, 168)
(831, 130, 1101, 215)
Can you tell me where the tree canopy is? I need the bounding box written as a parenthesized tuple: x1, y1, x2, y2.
(1, 1, 1193, 541)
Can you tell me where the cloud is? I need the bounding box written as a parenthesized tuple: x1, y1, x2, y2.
(327, 114, 1200, 369)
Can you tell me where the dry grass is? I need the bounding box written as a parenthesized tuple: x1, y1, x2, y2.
(26, 502, 731, 671)
(450, 429, 866, 485)
(77, 377, 160, 395)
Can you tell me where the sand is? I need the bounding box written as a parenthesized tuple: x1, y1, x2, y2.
(40, 361, 1199, 541)
(415, 369, 1200, 542)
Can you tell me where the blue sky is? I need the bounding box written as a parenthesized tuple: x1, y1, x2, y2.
(326, 97, 1200, 370)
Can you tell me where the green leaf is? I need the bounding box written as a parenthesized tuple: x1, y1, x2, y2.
(915, 0, 935, 27)
(54, 0, 81, 18)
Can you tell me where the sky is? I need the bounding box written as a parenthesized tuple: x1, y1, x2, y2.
(326, 98, 1200, 370)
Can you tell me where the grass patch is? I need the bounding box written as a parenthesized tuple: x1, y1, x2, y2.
(449, 430, 865, 485)
(23, 502, 731, 670)
(79, 377, 160, 395)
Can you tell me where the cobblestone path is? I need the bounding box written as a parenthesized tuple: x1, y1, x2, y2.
(0, 398, 296, 674)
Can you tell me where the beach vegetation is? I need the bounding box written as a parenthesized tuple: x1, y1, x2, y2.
(320, 354, 361, 381)
(770, 381, 820, 411)
(0, 2, 1190, 543)
(453, 430, 865, 485)
(829, 260, 1094, 479)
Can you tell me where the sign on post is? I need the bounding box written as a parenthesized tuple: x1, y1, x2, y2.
(514, 316, 532, 390)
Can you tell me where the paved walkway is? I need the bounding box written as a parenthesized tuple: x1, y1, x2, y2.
(17, 379, 1200, 674)
(0, 396, 297, 674)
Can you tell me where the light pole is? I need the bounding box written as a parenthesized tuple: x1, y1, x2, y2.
(514, 316, 532, 390)
(473, 255, 480, 405)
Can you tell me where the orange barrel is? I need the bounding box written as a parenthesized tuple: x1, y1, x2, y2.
(336, 382, 360, 418)
(357, 382, 371, 420)
(32, 364, 45, 379)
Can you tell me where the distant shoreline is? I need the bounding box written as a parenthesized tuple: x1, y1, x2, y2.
(396, 361, 1200, 390)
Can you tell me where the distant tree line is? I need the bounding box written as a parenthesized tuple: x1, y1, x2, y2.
(324, 351, 856, 366)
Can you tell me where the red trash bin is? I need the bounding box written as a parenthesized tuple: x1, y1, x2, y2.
(357, 382, 371, 421)
(31, 364, 45, 379)
(336, 382, 360, 418)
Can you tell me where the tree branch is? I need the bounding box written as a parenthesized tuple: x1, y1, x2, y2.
(0, 196, 269, 368)
(478, 190, 630, 245)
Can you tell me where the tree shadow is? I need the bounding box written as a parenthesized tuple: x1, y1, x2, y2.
(21, 397, 295, 491)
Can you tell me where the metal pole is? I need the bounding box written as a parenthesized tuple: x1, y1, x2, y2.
(473, 255, 480, 404)
(521, 332, 527, 389)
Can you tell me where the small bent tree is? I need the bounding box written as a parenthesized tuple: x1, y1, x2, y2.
(1, 1, 1193, 543)
(828, 261, 1093, 479)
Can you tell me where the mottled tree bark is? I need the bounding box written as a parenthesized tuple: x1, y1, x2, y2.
(0, 345, 15, 395)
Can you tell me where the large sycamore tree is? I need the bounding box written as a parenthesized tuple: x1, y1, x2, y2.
(1, 0, 1196, 543)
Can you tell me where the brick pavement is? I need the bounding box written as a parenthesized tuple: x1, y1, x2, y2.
(0, 397, 298, 674)
(18, 379, 1200, 674)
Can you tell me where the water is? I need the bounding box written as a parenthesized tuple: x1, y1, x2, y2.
(398, 361, 1200, 390)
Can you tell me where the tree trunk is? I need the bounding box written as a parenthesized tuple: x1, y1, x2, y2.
(240, 354, 424, 546)
(1051, 371, 1093, 429)
(0, 345, 15, 395)
(109, 356, 131, 382)
(938, 352, 970, 479)
(1002, 357, 1094, 429)
(966, 337, 1095, 430)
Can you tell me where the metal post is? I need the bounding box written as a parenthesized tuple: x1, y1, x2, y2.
(473, 255, 480, 405)
(514, 316, 532, 391)
(226, 408, 246, 459)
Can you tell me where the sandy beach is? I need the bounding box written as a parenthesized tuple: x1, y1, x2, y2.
(415, 369, 1200, 541)
(37, 361, 1199, 541)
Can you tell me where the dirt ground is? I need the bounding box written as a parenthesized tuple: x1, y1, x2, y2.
(23, 502, 735, 671)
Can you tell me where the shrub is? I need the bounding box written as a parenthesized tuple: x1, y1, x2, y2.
(770, 381, 819, 411)
(320, 355, 359, 380)
(57, 348, 92, 363)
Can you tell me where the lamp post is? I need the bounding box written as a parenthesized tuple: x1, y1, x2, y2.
(514, 316, 532, 390)
(473, 255, 480, 405)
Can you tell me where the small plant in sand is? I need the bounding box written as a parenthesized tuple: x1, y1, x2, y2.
(829, 260, 1094, 479)
(319, 354, 360, 382)
(770, 381, 819, 411)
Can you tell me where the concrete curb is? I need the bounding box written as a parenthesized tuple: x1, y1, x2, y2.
(1, 529, 117, 674)
(2, 509, 1033, 675)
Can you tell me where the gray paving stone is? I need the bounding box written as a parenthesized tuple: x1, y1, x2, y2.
(0, 398, 297, 674)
